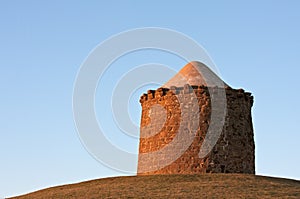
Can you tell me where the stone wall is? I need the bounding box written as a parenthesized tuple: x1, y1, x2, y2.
(137, 85, 255, 175)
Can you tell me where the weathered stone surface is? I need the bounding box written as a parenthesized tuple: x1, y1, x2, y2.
(137, 62, 255, 175)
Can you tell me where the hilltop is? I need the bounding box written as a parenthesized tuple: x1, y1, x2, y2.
(11, 174, 300, 198)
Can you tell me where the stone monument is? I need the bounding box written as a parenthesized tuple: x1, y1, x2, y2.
(137, 61, 255, 175)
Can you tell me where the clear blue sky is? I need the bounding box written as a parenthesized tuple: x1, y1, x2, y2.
(1, 1, 300, 197)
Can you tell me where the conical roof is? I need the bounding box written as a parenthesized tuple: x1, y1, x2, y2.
(163, 61, 228, 88)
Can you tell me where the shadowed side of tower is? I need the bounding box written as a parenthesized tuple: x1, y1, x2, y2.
(137, 61, 255, 175)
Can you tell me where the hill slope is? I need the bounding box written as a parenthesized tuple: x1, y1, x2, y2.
(11, 174, 300, 199)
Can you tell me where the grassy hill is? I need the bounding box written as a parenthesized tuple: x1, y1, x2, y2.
(11, 174, 300, 199)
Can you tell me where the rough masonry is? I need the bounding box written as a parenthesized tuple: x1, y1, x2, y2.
(137, 62, 255, 175)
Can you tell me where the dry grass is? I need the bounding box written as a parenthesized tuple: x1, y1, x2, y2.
(11, 174, 300, 199)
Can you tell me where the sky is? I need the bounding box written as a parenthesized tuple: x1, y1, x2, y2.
(1, 1, 300, 197)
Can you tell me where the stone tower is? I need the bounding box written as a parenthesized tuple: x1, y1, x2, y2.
(137, 61, 255, 175)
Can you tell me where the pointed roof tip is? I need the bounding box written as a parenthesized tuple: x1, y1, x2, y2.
(163, 61, 228, 88)
(178, 61, 206, 76)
